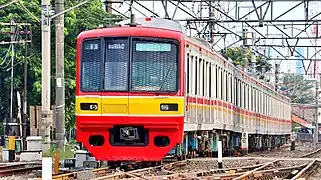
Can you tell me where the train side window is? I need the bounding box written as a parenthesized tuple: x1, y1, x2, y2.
(81, 39, 101, 92)
(248, 85, 250, 110)
(208, 63, 213, 98)
(235, 77, 238, 106)
(244, 84, 247, 109)
(225, 72, 228, 102)
(195, 56, 198, 95)
(265, 94, 269, 115)
(189, 55, 193, 95)
(252, 88, 254, 112)
(203, 61, 206, 97)
(186, 53, 189, 94)
(215, 65, 218, 98)
(253, 88, 255, 112)
(219, 67, 222, 100)
(263, 92, 266, 114)
(191, 55, 195, 95)
(268, 95, 271, 116)
(205, 61, 209, 97)
(230, 74, 233, 104)
(235, 77, 241, 106)
(221, 68, 223, 100)
(200, 59, 204, 96)
(248, 85, 251, 111)
(239, 81, 242, 107)
(199, 58, 203, 96)
(251, 87, 254, 111)
(259, 89, 263, 114)
(248, 86, 251, 111)
(242, 82, 245, 108)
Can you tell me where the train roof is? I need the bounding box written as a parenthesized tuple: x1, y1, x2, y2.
(117, 17, 185, 32)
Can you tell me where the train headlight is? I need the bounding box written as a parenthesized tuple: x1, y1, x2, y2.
(89, 104, 98, 110)
(160, 103, 178, 111)
(80, 103, 98, 111)
(160, 104, 169, 111)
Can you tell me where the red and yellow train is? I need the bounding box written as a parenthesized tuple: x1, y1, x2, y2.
(75, 17, 292, 162)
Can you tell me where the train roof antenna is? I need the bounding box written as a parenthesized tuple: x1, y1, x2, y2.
(127, 14, 140, 27)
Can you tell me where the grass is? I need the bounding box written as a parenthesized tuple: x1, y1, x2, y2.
(42, 141, 76, 159)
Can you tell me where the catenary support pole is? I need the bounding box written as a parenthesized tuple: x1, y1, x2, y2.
(55, 0, 65, 153)
(41, 0, 52, 152)
(315, 22, 319, 147)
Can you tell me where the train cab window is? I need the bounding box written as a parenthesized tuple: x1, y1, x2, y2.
(81, 39, 101, 92)
(104, 38, 129, 91)
(131, 39, 178, 92)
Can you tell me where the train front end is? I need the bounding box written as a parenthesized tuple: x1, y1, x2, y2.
(75, 21, 185, 161)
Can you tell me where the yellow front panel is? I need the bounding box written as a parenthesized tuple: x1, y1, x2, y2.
(129, 97, 184, 115)
(102, 98, 128, 114)
(76, 96, 101, 115)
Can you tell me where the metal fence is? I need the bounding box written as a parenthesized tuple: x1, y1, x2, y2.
(296, 133, 321, 142)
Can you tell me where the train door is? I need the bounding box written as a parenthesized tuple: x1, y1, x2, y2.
(101, 38, 130, 146)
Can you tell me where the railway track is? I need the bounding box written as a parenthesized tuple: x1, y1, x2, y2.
(86, 160, 311, 180)
(300, 147, 321, 158)
(49, 145, 321, 180)
(0, 163, 42, 177)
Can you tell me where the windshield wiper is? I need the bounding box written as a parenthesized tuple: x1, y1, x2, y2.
(158, 65, 173, 92)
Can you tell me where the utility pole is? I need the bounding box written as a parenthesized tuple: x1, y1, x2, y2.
(40, 0, 92, 153)
(41, 0, 52, 152)
(10, 19, 15, 119)
(55, 0, 65, 153)
(23, 42, 28, 150)
(1, 21, 31, 151)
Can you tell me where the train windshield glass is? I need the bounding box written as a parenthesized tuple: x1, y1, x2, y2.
(131, 39, 178, 92)
(104, 38, 129, 91)
(81, 39, 101, 92)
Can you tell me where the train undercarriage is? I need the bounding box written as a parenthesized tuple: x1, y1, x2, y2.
(166, 130, 290, 160)
(104, 130, 290, 169)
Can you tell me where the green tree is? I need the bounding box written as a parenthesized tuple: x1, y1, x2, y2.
(280, 74, 315, 104)
(225, 47, 272, 82)
(0, 0, 124, 137)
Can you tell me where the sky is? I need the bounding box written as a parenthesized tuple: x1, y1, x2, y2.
(108, 1, 321, 76)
